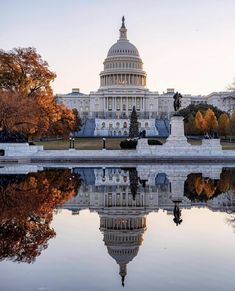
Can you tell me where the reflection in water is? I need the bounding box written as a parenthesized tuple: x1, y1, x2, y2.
(65, 166, 235, 286)
(0, 165, 235, 287)
(0, 169, 81, 263)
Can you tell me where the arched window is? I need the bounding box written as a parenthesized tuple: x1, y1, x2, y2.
(145, 122, 149, 128)
(118, 131, 122, 136)
(109, 123, 113, 129)
(124, 131, 128, 136)
(101, 122, 105, 129)
(123, 122, 127, 128)
(116, 122, 120, 128)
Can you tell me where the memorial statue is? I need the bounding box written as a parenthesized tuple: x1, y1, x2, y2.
(173, 91, 182, 113)
(173, 201, 183, 226)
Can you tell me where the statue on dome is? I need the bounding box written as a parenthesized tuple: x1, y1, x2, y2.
(173, 91, 182, 112)
(122, 16, 125, 28)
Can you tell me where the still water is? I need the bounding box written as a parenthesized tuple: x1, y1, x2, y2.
(0, 164, 235, 291)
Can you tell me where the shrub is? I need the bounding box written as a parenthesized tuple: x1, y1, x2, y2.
(148, 139, 163, 145)
(120, 139, 137, 149)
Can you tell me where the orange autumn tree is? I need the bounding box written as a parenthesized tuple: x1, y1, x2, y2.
(0, 47, 80, 138)
(0, 169, 81, 263)
(204, 108, 218, 136)
(194, 111, 207, 134)
(218, 113, 230, 137)
(230, 110, 235, 136)
(185, 174, 221, 201)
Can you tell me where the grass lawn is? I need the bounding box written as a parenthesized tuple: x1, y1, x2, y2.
(35, 138, 124, 150)
(35, 137, 235, 150)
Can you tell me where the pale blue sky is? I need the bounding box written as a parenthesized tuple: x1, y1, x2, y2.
(1, 0, 235, 95)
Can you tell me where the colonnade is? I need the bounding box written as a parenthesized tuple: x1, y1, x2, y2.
(100, 74, 146, 87)
(100, 217, 146, 230)
(104, 192, 144, 207)
(104, 96, 145, 111)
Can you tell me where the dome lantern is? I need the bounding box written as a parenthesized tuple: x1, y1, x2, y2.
(119, 16, 127, 40)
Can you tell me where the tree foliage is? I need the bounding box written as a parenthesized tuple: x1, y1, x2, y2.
(204, 108, 218, 135)
(230, 110, 235, 136)
(0, 169, 81, 263)
(179, 103, 225, 122)
(194, 111, 207, 134)
(184, 169, 235, 202)
(0, 47, 80, 138)
(129, 106, 139, 138)
(218, 113, 230, 137)
(128, 168, 139, 200)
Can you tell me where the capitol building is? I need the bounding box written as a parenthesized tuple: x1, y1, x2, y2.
(56, 17, 235, 137)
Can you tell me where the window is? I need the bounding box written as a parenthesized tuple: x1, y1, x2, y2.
(123, 122, 127, 128)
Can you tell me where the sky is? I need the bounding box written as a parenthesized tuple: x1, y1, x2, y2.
(1, 0, 235, 95)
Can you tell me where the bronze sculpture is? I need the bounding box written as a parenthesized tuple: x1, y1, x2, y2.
(173, 91, 182, 112)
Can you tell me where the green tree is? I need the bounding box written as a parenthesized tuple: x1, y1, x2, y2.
(218, 113, 230, 137)
(128, 168, 139, 200)
(129, 106, 139, 138)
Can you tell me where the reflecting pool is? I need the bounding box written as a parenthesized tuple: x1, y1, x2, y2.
(0, 164, 235, 291)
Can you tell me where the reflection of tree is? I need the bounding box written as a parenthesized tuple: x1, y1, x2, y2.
(128, 168, 138, 200)
(185, 169, 235, 202)
(0, 169, 81, 263)
(185, 174, 218, 201)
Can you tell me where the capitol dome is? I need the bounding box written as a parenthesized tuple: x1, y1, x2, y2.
(100, 17, 147, 89)
(107, 40, 140, 57)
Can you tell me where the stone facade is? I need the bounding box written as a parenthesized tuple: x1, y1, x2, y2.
(94, 118, 157, 136)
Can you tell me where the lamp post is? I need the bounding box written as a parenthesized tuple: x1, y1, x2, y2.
(102, 138, 106, 150)
(69, 137, 72, 149)
(72, 138, 75, 149)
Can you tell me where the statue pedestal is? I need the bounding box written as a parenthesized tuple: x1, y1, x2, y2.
(136, 139, 151, 154)
(163, 115, 190, 148)
(0, 143, 43, 156)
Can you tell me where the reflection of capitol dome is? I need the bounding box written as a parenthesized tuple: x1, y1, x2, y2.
(100, 215, 146, 286)
(100, 16, 147, 89)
